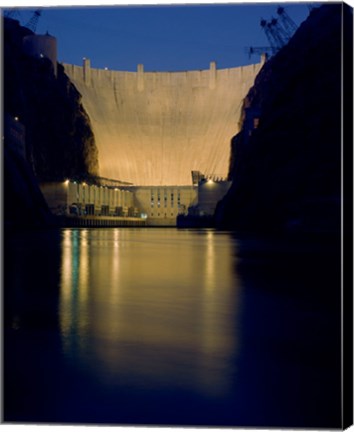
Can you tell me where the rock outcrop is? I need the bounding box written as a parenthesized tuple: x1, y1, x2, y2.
(216, 4, 352, 234)
(3, 17, 99, 182)
(3, 17, 100, 227)
(3, 146, 53, 229)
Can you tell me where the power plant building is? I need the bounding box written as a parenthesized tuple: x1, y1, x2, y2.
(40, 180, 135, 217)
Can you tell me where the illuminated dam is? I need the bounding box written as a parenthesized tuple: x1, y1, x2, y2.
(63, 59, 264, 187)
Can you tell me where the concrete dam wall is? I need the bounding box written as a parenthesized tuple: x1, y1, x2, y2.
(63, 59, 264, 186)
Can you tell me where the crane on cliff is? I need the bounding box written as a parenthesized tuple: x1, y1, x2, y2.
(257, 7, 298, 56)
(269, 17, 291, 45)
(25, 8, 42, 33)
(260, 18, 285, 53)
(276, 6, 298, 35)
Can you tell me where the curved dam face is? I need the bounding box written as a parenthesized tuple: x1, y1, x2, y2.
(64, 60, 263, 186)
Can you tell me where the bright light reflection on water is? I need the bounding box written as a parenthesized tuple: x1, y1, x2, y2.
(59, 228, 241, 397)
(4, 227, 341, 427)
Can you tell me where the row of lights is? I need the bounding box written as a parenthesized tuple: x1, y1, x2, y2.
(64, 179, 125, 192)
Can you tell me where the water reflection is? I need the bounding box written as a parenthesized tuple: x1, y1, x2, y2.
(59, 228, 241, 397)
(4, 228, 341, 426)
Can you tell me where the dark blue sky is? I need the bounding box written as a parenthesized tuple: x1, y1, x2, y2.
(11, 2, 311, 71)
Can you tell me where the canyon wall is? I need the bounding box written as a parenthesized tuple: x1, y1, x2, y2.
(216, 4, 352, 234)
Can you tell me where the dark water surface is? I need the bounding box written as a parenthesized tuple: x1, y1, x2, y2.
(4, 228, 341, 427)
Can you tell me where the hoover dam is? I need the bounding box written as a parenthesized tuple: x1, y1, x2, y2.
(63, 59, 264, 186)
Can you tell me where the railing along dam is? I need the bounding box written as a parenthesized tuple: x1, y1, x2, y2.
(63, 60, 264, 186)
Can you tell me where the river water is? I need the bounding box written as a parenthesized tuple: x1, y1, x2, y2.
(4, 228, 341, 427)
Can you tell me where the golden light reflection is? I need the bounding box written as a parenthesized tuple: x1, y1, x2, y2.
(58, 229, 242, 397)
(110, 229, 120, 304)
(205, 230, 216, 292)
(60, 229, 72, 337)
(78, 229, 89, 335)
(60, 229, 91, 353)
(198, 230, 238, 396)
(79, 229, 89, 303)
(101, 229, 122, 339)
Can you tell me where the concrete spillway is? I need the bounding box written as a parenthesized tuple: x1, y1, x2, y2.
(64, 60, 264, 186)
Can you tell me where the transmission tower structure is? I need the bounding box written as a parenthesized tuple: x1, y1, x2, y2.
(25, 9, 42, 33)
(276, 7, 298, 36)
(269, 17, 289, 46)
(260, 19, 283, 54)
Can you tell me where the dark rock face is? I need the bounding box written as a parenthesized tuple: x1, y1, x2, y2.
(3, 147, 54, 229)
(216, 4, 351, 234)
(3, 17, 100, 227)
(3, 17, 99, 181)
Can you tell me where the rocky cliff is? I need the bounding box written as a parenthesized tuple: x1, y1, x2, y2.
(3, 17, 99, 181)
(3, 146, 53, 229)
(216, 4, 352, 234)
(3, 17, 100, 227)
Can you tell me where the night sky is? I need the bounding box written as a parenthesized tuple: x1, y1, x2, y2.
(4, 2, 311, 71)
